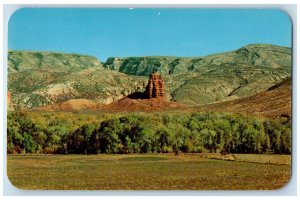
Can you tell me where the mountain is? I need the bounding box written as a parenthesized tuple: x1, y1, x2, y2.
(8, 44, 291, 110)
(105, 44, 291, 105)
(8, 51, 147, 109)
(196, 77, 291, 118)
(105, 44, 291, 76)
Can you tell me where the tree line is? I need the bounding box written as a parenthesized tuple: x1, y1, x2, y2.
(7, 111, 291, 154)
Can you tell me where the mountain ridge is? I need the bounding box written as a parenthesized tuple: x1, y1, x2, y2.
(8, 43, 291, 110)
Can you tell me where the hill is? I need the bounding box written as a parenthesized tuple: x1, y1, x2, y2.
(100, 96, 187, 113)
(8, 50, 102, 73)
(8, 51, 147, 109)
(34, 99, 103, 112)
(196, 77, 291, 118)
(8, 44, 291, 109)
(34, 77, 291, 117)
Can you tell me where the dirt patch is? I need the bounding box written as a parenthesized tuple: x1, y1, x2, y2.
(100, 97, 187, 113)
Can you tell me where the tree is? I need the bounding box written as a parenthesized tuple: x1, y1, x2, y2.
(97, 118, 122, 154)
(201, 129, 217, 153)
(23, 132, 36, 153)
(67, 124, 96, 154)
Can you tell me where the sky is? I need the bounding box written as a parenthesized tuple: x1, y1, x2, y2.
(8, 8, 292, 62)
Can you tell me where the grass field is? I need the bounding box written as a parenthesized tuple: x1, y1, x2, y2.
(7, 154, 291, 190)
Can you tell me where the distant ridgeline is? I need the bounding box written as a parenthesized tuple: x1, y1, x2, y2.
(103, 44, 291, 76)
(8, 44, 291, 109)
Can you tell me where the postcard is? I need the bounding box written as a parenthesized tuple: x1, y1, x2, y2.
(7, 8, 292, 190)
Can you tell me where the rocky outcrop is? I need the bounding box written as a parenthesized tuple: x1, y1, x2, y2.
(105, 57, 174, 76)
(7, 90, 14, 111)
(144, 73, 165, 99)
(7, 90, 11, 105)
(105, 57, 123, 71)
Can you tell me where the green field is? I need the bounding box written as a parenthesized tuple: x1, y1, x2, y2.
(7, 154, 291, 190)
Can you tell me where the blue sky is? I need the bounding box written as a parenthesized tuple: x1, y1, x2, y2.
(8, 8, 292, 62)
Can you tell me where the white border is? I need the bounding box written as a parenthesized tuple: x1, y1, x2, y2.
(1, 2, 298, 198)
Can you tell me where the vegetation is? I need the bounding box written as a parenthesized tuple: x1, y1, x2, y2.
(7, 154, 290, 190)
(7, 111, 291, 155)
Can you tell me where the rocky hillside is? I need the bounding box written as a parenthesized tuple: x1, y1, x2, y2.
(8, 44, 291, 109)
(8, 51, 147, 109)
(8, 51, 102, 73)
(196, 77, 291, 118)
(105, 44, 291, 76)
(105, 44, 291, 105)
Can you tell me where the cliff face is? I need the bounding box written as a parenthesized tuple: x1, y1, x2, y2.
(144, 73, 165, 99)
(104, 44, 292, 76)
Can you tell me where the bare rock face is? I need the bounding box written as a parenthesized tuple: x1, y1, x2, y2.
(144, 73, 166, 99)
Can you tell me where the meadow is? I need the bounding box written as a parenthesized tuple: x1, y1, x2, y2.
(7, 154, 291, 190)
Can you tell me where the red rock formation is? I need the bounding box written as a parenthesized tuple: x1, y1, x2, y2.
(144, 73, 165, 99)
(7, 90, 11, 106)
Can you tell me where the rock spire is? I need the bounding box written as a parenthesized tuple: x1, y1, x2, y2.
(144, 72, 165, 99)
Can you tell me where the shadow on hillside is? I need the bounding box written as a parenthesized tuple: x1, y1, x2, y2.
(126, 92, 146, 99)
